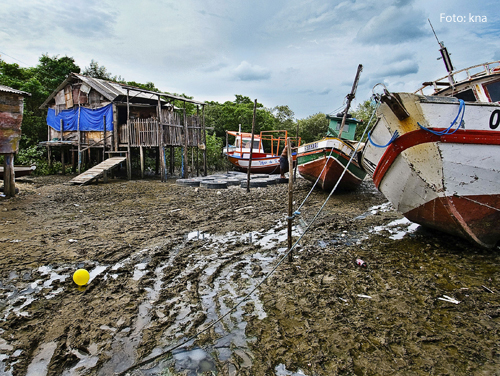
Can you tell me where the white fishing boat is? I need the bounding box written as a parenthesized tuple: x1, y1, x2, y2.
(361, 37, 500, 248)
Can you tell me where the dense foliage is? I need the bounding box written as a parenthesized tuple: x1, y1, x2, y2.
(1, 54, 374, 174)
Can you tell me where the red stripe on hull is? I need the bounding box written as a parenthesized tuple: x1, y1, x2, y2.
(298, 154, 363, 191)
(373, 129, 500, 188)
(405, 194, 500, 248)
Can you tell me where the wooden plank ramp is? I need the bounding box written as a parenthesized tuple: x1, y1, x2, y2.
(69, 157, 127, 185)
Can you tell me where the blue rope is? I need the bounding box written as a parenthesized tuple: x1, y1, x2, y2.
(418, 99, 465, 136)
(368, 129, 399, 148)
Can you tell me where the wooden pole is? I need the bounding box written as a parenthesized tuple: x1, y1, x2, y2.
(155, 147, 159, 175)
(126, 89, 132, 180)
(287, 138, 294, 263)
(140, 145, 144, 178)
(103, 115, 107, 161)
(158, 95, 166, 182)
(338, 64, 363, 138)
(60, 118, 64, 141)
(183, 105, 188, 178)
(170, 146, 174, 174)
(246, 99, 257, 193)
(77, 105, 81, 173)
(61, 147, 66, 175)
(3, 153, 15, 197)
(196, 106, 200, 177)
(294, 120, 299, 182)
(112, 104, 118, 151)
(202, 105, 207, 176)
(60, 119, 65, 175)
(48, 146, 52, 169)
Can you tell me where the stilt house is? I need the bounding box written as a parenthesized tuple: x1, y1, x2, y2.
(40, 73, 206, 180)
(0, 85, 30, 197)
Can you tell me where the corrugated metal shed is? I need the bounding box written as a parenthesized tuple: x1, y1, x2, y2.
(0, 85, 31, 97)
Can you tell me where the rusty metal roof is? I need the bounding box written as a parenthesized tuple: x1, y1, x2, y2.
(0, 85, 30, 96)
(40, 73, 204, 109)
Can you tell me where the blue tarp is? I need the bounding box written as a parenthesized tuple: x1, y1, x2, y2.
(47, 104, 113, 132)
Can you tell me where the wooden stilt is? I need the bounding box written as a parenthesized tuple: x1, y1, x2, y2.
(61, 146, 66, 175)
(126, 89, 132, 180)
(155, 147, 159, 175)
(72, 150, 76, 172)
(140, 145, 144, 178)
(48, 146, 52, 169)
(183, 106, 188, 178)
(202, 105, 207, 176)
(170, 147, 174, 174)
(3, 153, 15, 197)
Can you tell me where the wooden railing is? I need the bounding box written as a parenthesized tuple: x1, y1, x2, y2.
(120, 113, 202, 147)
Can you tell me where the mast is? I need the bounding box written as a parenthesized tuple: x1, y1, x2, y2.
(428, 19, 454, 77)
(338, 64, 363, 138)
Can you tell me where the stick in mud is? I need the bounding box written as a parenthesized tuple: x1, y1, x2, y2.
(287, 138, 293, 263)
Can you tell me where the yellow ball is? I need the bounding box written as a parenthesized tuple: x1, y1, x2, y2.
(73, 269, 90, 286)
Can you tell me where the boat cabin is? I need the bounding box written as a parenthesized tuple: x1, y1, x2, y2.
(224, 131, 265, 157)
(416, 60, 500, 103)
(326, 115, 362, 141)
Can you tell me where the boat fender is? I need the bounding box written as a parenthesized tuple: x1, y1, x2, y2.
(381, 91, 410, 121)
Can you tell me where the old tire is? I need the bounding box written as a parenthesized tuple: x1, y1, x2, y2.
(176, 179, 200, 187)
(200, 180, 228, 189)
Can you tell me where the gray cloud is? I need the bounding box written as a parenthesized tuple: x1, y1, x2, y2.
(375, 59, 419, 77)
(234, 61, 271, 81)
(0, 0, 118, 40)
(356, 3, 428, 45)
(200, 62, 229, 73)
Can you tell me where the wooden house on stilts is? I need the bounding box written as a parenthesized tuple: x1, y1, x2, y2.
(40, 73, 206, 182)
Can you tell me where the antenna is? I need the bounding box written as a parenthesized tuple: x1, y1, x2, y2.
(428, 18, 440, 45)
(428, 19, 454, 74)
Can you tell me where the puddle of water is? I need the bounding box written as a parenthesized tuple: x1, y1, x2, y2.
(371, 217, 420, 240)
(26, 341, 57, 376)
(275, 363, 309, 376)
(354, 202, 393, 220)
(0, 353, 13, 376)
(172, 348, 216, 375)
(132, 262, 148, 281)
(89, 265, 108, 283)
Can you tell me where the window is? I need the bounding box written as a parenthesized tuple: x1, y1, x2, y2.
(484, 80, 500, 102)
(454, 89, 476, 102)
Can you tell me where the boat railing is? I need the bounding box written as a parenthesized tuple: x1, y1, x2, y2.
(259, 130, 301, 156)
(415, 60, 500, 95)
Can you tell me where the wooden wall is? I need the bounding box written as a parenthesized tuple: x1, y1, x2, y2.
(0, 92, 24, 154)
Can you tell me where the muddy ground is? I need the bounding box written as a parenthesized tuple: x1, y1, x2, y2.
(0, 173, 499, 376)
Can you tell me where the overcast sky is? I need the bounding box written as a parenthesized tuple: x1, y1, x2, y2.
(1, 0, 499, 119)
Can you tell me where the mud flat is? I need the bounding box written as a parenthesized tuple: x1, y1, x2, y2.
(0, 174, 498, 375)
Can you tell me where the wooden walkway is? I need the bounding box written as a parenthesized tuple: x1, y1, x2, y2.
(68, 157, 127, 185)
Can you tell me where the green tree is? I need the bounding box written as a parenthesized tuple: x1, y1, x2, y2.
(204, 95, 275, 139)
(0, 54, 80, 147)
(351, 99, 377, 140)
(83, 59, 113, 80)
(272, 105, 297, 137)
(297, 113, 329, 144)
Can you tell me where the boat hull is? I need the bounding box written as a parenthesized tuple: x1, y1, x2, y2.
(227, 154, 293, 174)
(361, 93, 500, 248)
(297, 138, 366, 191)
